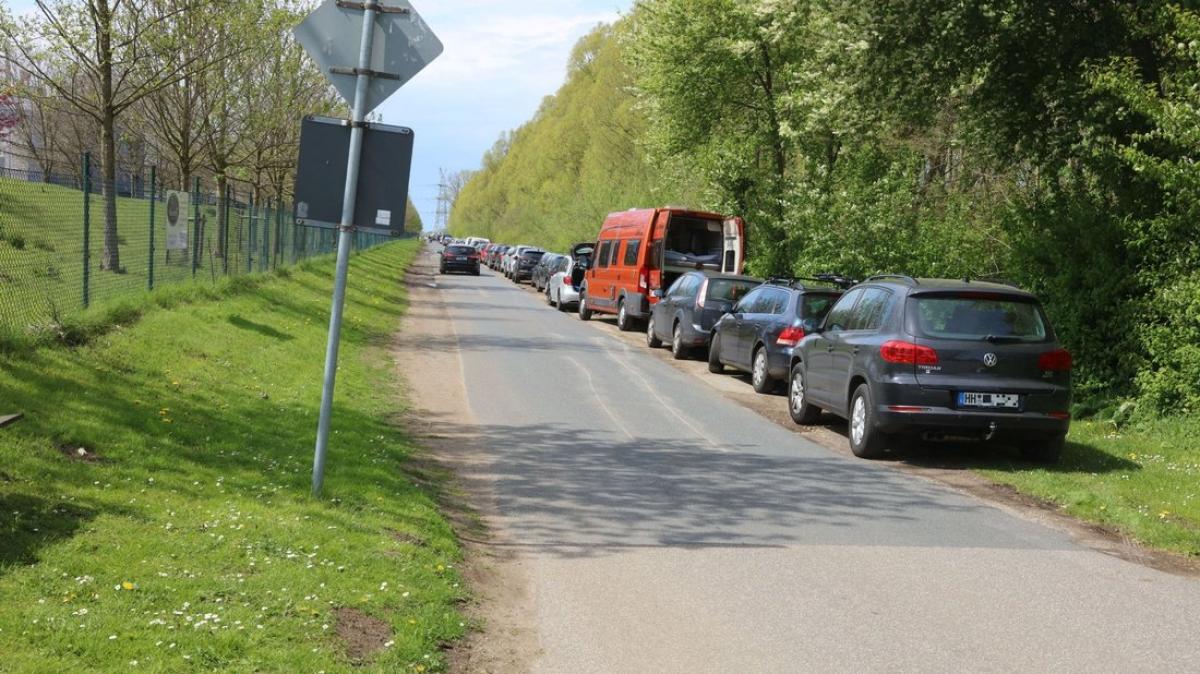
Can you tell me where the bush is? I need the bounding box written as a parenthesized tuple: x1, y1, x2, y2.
(1136, 272, 1200, 416)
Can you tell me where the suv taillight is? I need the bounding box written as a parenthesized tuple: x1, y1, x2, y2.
(777, 326, 806, 347)
(1038, 349, 1073, 372)
(881, 340, 939, 365)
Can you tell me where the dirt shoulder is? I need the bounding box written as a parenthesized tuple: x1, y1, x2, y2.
(393, 249, 542, 673)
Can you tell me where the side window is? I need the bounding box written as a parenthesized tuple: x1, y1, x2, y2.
(847, 288, 892, 331)
(824, 288, 864, 332)
(597, 241, 612, 268)
(623, 239, 641, 266)
(610, 241, 623, 267)
(769, 289, 789, 315)
(665, 275, 689, 297)
(736, 288, 764, 313)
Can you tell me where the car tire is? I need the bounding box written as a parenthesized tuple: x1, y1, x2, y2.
(848, 384, 887, 459)
(751, 347, 774, 394)
(671, 323, 688, 360)
(546, 285, 554, 306)
(557, 291, 570, 313)
(707, 333, 725, 373)
(617, 300, 635, 332)
(646, 315, 663, 348)
(1021, 435, 1065, 463)
(578, 292, 593, 321)
(472, 269, 480, 276)
(788, 363, 822, 425)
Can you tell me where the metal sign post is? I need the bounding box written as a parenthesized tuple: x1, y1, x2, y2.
(297, 0, 442, 497)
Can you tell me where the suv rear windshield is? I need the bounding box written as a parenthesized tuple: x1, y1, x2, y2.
(446, 245, 475, 255)
(910, 293, 1050, 342)
(521, 251, 545, 260)
(706, 279, 758, 303)
(798, 293, 840, 323)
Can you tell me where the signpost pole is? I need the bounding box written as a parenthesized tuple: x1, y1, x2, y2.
(312, 2, 378, 497)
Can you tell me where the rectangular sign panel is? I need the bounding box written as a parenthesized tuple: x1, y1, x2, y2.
(293, 116, 415, 236)
(164, 190, 190, 250)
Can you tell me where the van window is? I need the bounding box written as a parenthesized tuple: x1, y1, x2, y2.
(649, 239, 663, 269)
(623, 240, 641, 266)
(609, 241, 622, 267)
(597, 241, 612, 268)
(847, 288, 892, 331)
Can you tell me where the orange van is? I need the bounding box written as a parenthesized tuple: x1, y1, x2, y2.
(578, 208, 746, 330)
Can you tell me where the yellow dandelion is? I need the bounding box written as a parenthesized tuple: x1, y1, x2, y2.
(1159, 511, 1171, 520)
(121, 581, 135, 591)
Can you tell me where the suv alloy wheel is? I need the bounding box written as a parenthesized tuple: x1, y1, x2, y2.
(751, 347, 773, 394)
(707, 333, 725, 373)
(788, 364, 821, 424)
(646, 316, 662, 348)
(671, 323, 688, 360)
(848, 384, 886, 458)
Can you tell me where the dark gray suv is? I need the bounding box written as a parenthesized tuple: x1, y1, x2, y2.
(788, 276, 1072, 462)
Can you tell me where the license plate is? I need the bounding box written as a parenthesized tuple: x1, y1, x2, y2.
(456, 256, 468, 261)
(958, 392, 1020, 409)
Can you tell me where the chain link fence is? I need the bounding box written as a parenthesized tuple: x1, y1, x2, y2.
(0, 154, 393, 335)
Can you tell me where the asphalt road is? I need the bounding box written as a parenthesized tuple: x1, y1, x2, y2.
(425, 249, 1200, 673)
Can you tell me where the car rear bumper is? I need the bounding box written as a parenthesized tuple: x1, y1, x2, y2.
(558, 286, 581, 305)
(441, 261, 479, 272)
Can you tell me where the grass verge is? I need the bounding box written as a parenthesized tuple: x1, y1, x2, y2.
(976, 418, 1200, 558)
(0, 239, 466, 671)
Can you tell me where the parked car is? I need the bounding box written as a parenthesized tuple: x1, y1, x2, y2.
(578, 208, 747, 331)
(512, 249, 546, 283)
(548, 243, 593, 311)
(787, 275, 1072, 462)
(439, 244, 481, 276)
(486, 245, 507, 269)
(502, 245, 533, 278)
(647, 271, 762, 359)
(532, 253, 563, 292)
(708, 277, 849, 393)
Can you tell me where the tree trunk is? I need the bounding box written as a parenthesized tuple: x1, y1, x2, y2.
(98, 0, 121, 272)
(215, 172, 228, 258)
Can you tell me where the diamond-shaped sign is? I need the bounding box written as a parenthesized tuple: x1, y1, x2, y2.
(294, 0, 443, 114)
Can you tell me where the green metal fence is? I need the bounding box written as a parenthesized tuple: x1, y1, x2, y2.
(0, 154, 392, 334)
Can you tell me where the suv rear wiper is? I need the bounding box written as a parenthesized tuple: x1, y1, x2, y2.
(982, 334, 1023, 344)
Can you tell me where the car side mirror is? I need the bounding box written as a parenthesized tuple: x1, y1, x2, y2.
(651, 288, 663, 299)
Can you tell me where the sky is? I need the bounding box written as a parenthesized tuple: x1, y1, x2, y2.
(7, 0, 631, 231)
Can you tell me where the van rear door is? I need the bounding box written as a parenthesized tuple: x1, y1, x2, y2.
(722, 217, 744, 273)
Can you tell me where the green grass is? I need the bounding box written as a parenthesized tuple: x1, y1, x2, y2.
(976, 418, 1200, 557)
(0, 239, 467, 672)
(0, 175, 333, 333)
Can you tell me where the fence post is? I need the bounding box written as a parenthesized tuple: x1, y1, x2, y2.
(148, 166, 156, 291)
(191, 177, 201, 277)
(247, 192, 255, 273)
(261, 199, 269, 273)
(275, 195, 283, 269)
(223, 184, 231, 275)
(82, 153, 91, 309)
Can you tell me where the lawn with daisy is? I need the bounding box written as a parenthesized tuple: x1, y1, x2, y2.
(0, 239, 466, 672)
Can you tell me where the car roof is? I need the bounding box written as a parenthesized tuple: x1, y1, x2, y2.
(863, 276, 1038, 299)
(686, 270, 762, 283)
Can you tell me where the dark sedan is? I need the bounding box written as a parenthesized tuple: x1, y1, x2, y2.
(439, 244, 480, 275)
(646, 271, 761, 359)
(512, 249, 546, 283)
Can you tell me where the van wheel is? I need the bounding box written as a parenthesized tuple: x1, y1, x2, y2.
(1021, 435, 1065, 463)
(708, 333, 725, 373)
(848, 384, 886, 459)
(751, 347, 774, 394)
(617, 300, 634, 332)
(671, 323, 689, 360)
(578, 293, 593, 321)
(646, 316, 663, 348)
(788, 364, 822, 424)
(557, 291, 570, 313)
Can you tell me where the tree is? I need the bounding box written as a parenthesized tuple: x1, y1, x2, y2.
(1, 0, 231, 271)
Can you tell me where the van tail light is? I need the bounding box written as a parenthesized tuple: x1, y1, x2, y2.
(777, 327, 806, 347)
(638, 266, 650, 292)
(1038, 349, 1073, 372)
(880, 340, 939, 365)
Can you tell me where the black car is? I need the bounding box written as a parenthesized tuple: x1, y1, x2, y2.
(512, 249, 546, 283)
(646, 271, 762, 359)
(708, 277, 846, 393)
(439, 244, 480, 275)
(788, 275, 1072, 461)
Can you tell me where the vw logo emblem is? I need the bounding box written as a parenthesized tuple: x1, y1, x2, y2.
(983, 353, 998, 368)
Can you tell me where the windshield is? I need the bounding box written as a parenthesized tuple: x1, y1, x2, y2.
(911, 294, 1050, 342)
(706, 279, 758, 303)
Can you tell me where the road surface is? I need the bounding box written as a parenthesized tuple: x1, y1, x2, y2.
(404, 247, 1199, 673)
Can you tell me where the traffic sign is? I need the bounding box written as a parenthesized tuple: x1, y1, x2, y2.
(294, 0, 444, 115)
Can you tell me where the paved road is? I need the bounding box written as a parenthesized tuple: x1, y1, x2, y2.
(425, 250, 1199, 673)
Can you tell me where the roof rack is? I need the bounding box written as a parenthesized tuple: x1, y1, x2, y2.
(764, 274, 858, 290)
(864, 274, 919, 285)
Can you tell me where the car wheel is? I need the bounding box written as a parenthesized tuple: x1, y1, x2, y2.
(788, 364, 822, 424)
(557, 290, 570, 313)
(578, 293, 593, 321)
(708, 333, 727, 373)
(671, 323, 688, 360)
(646, 315, 663, 348)
(1021, 435, 1065, 463)
(751, 347, 774, 394)
(617, 300, 636, 332)
(848, 384, 886, 459)
(472, 268, 480, 276)
(546, 285, 554, 306)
